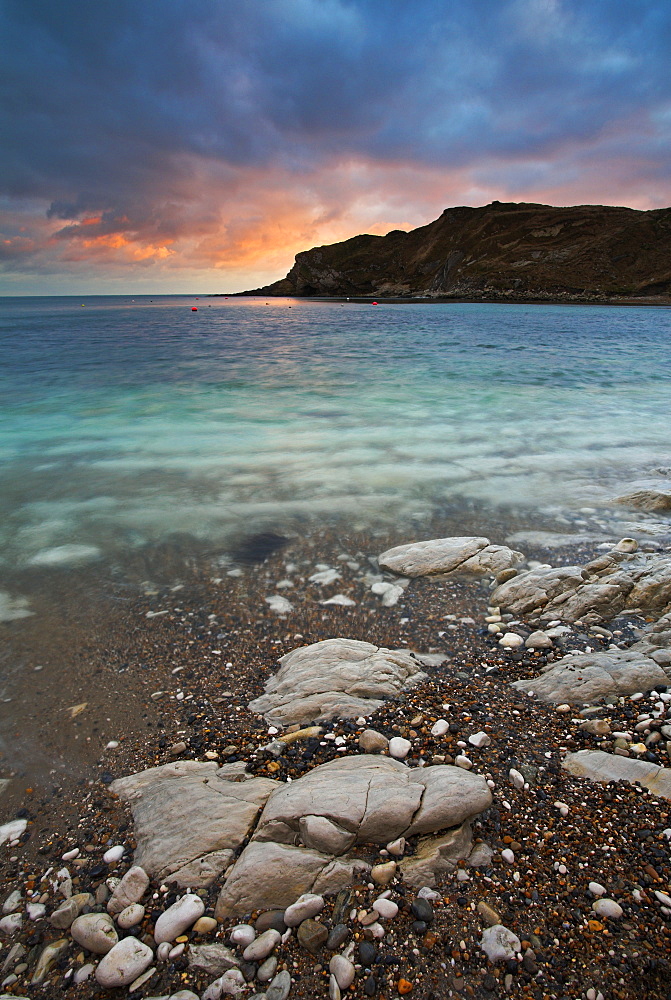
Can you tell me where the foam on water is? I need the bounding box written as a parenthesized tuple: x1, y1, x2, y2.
(1, 295, 671, 574)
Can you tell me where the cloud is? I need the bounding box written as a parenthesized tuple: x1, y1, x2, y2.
(1, 0, 670, 289)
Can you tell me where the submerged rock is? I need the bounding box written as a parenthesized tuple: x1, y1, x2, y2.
(247, 638, 426, 726)
(613, 478, 671, 512)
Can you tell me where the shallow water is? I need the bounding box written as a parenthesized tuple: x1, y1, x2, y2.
(1, 295, 671, 583)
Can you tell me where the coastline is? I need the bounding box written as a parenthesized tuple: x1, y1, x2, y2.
(223, 292, 671, 307)
(1, 502, 670, 998)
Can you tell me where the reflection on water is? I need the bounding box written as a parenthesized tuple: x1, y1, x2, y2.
(1, 295, 670, 578)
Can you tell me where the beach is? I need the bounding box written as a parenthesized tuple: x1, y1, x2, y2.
(1, 498, 671, 999)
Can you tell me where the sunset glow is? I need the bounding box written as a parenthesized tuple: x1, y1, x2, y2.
(1, 0, 670, 293)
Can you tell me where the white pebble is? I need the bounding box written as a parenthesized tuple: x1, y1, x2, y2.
(592, 898, 623, 919)
(388, 737, 411, 760)
(117, 903, 145, 929)
(229, 923, 256, 947)
(154, 893, 205, 943)
(431, 719, 449, 737)
(62, 848, 80, 861)
(372, 897, 398, 919)
(103, 845, 125, 865)
(468, 731, 491, 748)
(509, 768, 525, 789)
(501, 849, 515, 864)
(499, 632, 523, 648)
(588, 881, 606, 896)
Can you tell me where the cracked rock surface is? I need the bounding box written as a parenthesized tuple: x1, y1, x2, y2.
(110, 761, 278, 887)
(247, 638, 427, 726)
(378, 535, 524, 578)
(491, 547, 671, 623)
(215, 755, 491, 917)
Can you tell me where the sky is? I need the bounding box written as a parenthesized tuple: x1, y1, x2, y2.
(1, 0, 670, 295)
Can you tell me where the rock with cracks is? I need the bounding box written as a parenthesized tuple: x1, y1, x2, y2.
(110, 761, 278, 887)
(215, 755, 491, 918)
(378, 535, 524, 578)
(512, 649, 670, 704)
(491, 546, 671, 624)
(247, 638, 427, 726)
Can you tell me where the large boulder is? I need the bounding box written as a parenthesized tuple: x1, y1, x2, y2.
(215, 755, 492, 918)
(378, 536, 524, 578)
(512, 649, 669, 704)
(248, 638, 426, 726)
(110, 761, 278, 887)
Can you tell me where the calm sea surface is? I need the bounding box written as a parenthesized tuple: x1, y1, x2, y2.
(1, 295, 671, 585)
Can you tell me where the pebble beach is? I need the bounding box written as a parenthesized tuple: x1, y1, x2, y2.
(1, 498, 670, 1000)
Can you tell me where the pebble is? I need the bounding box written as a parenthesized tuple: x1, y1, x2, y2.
(476, 901, 500, 926)
(455, 754, 473, 769)
(330, 955, 355, 989)
(430, 719, 449, 736)
(358, 940, 377, 967)
(117, 903, 145, 929)
(0, 913, 22, 935)
(243, 928, 281, 961)
(26, 903, 45, 920)
(107, 865, 150, 915)
(95, 937, 154, 988)
(283, 892, 325, 926)
(257, 955, 278, 982)
(411, 898, 433, 923)
(255, 910, 287, 934)
(388, 736, 411, 759)
(194, 916, 218, 934)
(266, 970, 292, 1000)
(370, 861, 397, 885)
(31, 938, 68, 984)
(298, 918, 328, 954)
(359, 729, 389, 752)
(480, 924, 522, 963)
(468, 731, 490, 748)
(501, 848, 515, 863)
(386, 837, 405, 856)
(229, 924, 257, 947)
(588, 881, 607, 896)
(499, 632, 523, 648)
(154, 893, 205, 943)
(103, 844, 125, 864)
(326, 923, 350, 950)
(372, 897, 398, 919)
(509, 767, 525, 789)
(73, 963, 95, 984)
(525, 630, 553, 648)
(71, 912, 118, 954)
(592, 898, 623, 919)
(2, 890, 21, 914)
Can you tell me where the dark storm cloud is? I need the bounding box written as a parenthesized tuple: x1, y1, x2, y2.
(1, 0, 670, 283)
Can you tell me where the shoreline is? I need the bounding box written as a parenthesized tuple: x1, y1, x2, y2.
(222, 292, 671, 307)
(1, 505, 670, 997)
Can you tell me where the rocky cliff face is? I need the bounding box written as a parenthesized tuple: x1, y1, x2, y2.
(242, 201, 671, 301)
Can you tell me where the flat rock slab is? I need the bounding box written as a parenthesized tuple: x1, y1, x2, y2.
(248, 638, 427, 726)
(215, 755, 492, 917)
(563, 750, 671, 800)
(512, 648, 670, 704)
(110, 761, 278, 887)
(378, 536, 524, 578)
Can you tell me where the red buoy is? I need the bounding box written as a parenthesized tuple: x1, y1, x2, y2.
(372, 301, 378, 305)
(191, 307, 198, 311)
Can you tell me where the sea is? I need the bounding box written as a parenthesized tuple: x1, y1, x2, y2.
(1, 294, 671, 609)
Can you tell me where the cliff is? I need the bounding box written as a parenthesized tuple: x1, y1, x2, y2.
(241, 201, 671, 301)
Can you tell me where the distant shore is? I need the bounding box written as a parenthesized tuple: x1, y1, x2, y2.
(219, 292, 671, 307)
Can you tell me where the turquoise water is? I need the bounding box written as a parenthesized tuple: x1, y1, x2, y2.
(1, 295, 671, 577)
